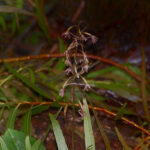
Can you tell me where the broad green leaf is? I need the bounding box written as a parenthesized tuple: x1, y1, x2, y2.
(7, 104, 20, 129)
(83, 98, 95, 150)
(0, 137, 8, 150)
(25, 136, 31, 150)
(21, 109, 31, 135)
(49, 113, 68, 150)
(34, 0, 51, 43)
(115, 127, 132, 150)
(0, 129, 45, 150)
(4, 63, 51, 99)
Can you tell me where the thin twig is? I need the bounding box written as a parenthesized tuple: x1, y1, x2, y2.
(13, 101, 150, 136)
(0, 53, 141, 82)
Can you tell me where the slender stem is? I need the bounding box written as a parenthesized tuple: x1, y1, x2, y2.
(1, 53, 141, 82)
(141, 47, 150, 123)
(71, 86, 75, 150)
(14, 101, 150, 136)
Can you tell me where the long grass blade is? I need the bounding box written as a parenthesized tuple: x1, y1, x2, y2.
(0, 137, 8, 150)
(56, 38, 66, 70)
(4, 63, 51, 99)
(7, 104, 20, 129)
(31, 140, 41, 150)
(21, 109, 31, 135)
(83, 98, 95, 150)
(89, 100, 112, 150)
(25, 136, 32, 150)
(34, 0, 51, 43)
(115, 127, 132, 150)
(49, 113, 68, 150)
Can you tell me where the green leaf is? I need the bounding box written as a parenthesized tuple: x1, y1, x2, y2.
(91, 103, 112, 150)
(115, 127, 132, 150)
(28, 69, 35, 84)
(34, 0, 51, 43)
(116, 103, 133, 120)
(16, 0, 23, 8)
(31, 140, 41, 150)
(56, 38, 66, 70)
(4, 63, 51, 99)
(88, 80, 140, 102)
(0, 89, 7, 101)
(0, 16, 6, 31)
(49, 113, 68, 150)
(83, 98, 95, 150)
(0, 107, 4, 120)
(25, 136, 31, 150)
(0, 137, 8, 150)
(137, 138, 149, 150)
(7, 104, 20, 129)
(87, 66, 115, 78)
(31, 105, 49, 115)
(0, 129, 45, 150)
(21, 109, 31, 135)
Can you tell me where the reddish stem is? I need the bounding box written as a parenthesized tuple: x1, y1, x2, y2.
(1, 53, 141, 82)
(16, 101, 150, 136)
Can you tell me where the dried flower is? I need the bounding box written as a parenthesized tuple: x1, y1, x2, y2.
(60, 27, 97, 98)
(59, 88, 65, 97)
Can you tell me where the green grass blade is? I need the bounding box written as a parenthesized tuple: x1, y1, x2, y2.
(49, 113, 68, 150)
(25, 136, 32, 150)
(34, 0, 51, 43)
(115, 127, 132, 150)
(4, 63, 51, 99)
(56, 37, 66, 70)
(2, 129, 46, 150)
(87, 66, 115, 78)
(0, 16, 6, 31)
(0, 107, 4, 120)
(31, 140, 41, 150)
(90, 100, 112, 150)
(7, 104, 20, 129)
(0, 137, 8, 150)
(21, 109, 31, 135)
(16, 0, 23, 8)
(28, 69, 35, 84)
(137, 138, 149, 150)
(83, 98, 95, 150)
